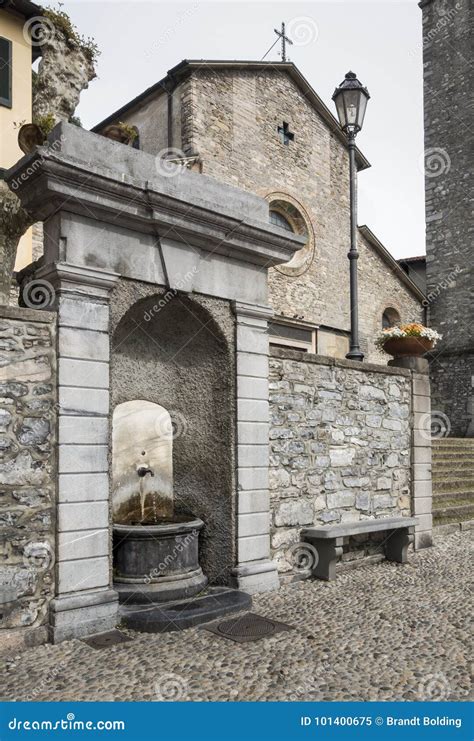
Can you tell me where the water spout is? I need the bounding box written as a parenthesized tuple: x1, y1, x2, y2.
(137, 465, 154, 521)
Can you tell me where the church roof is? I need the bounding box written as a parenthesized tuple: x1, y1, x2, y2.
(93, 59, 370, 171)
(398, 255, 426, 264)
(359, 226, 427, 302)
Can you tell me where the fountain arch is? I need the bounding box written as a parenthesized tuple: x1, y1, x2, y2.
(110, 289, 235, 584)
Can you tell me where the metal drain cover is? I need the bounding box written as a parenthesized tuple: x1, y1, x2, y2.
(82, 630, 133, 650)
(202, 612, 294, 643)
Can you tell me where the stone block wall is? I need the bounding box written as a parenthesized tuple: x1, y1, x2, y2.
(420, 0, 473, 436)
(269, 348, 413, 572)
(428, 353, 474, 437)
(0, 305, 56, 646)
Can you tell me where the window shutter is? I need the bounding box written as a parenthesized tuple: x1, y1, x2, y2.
(0, 37, 12, 107)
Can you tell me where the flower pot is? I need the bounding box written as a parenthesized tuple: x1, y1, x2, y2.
(382, 336, 434, 358)
(102, 124, 132, 145)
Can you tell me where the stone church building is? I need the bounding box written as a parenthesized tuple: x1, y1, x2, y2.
(94, 60, 425, 363)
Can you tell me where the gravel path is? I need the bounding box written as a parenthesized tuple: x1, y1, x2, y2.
(2, 530, 472, 702)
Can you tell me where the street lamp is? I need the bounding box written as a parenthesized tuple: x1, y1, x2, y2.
(332, 71, 370, 361)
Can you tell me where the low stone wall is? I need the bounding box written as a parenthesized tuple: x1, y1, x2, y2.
(0, 305, 56, 648)
(269, 348, 413, 572)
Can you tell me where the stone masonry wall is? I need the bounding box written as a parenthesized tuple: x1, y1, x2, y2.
(269, 348, 412, 573)
(421, 0, 473, 435)
(0, 306, 56, 646)
(428, 352, 474, 437)
(358, 230, 424, 361)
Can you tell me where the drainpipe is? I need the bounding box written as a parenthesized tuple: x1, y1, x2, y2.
(165, 74, 177, 151)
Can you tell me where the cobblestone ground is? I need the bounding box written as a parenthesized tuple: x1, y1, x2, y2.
(2, 531, 473, 702)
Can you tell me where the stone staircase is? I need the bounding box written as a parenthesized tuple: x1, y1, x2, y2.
(432, 438, 474, 526)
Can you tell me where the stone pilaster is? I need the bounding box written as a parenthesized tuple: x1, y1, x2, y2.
(386, 357, 433, 549)
(231, 301, 279, 593)
(411, 371, 433, 548)
(33, 262, 120, 642)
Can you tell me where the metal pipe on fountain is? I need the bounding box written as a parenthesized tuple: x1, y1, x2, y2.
(137, 465, 154, 478)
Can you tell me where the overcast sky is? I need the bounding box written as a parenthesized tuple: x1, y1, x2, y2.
(61, 0, 425, 260)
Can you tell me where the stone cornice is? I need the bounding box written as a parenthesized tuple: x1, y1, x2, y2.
(270, 346, 412, 378)
(0, 304, 56, 324)
(36, 263, 120, 297)
(7, 125, 305, 270)
(232, 301, 274, 321)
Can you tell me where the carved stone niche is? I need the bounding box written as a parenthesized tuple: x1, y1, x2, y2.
(112, 400, 173, 525)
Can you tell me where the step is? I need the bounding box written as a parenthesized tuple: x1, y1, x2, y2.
(432, 491, 474, 504)
(433, 476, 474, 482)
(432, 449, 474, 457)
(433, 480, 474, 490)
(432, 477, 474, 491)
(432, 467, 474, 475)
(432, 436, 474, 443)
(432, 440, 474, 450)
(119, 587, 252, 633)
(432, 461, 474, 472)
(434, 513, 474, 527)
(431, 448, 474, 458)
(431, 458, 474, 476)
(433, 503, 474, 522)
(432, 451, 474, 461)
(433, 522, 462, 535)
(433, 496, 473, 509)
(434, 519, 474, 533)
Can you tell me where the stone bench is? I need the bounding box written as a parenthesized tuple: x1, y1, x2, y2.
(301, 516, 417, 581)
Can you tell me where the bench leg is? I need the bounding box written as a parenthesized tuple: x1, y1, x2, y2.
(384, 527, 414, 564)
(305, 537, 343, 581)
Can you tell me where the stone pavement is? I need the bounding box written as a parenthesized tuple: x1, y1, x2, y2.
(2, 531, 472, 702)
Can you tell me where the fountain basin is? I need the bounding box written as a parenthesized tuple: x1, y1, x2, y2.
(113, 517, 207, 603)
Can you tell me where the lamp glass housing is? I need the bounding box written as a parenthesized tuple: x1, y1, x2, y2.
(332, 72, 370, 133)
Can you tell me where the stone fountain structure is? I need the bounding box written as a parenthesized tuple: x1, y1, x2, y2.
(6, 123, 304, 641)
(112, 400, 212, 625)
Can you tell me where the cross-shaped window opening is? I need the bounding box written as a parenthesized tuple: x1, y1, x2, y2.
(278, 121, 294, 145)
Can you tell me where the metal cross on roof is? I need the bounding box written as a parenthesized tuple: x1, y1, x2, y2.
(262, 22, 293, 62)
(274, 22, 293, 62)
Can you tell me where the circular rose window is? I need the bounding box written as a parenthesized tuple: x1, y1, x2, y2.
(266, 194, 315, 277)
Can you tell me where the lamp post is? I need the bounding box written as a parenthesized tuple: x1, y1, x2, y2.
(332, 71, 370, 361)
